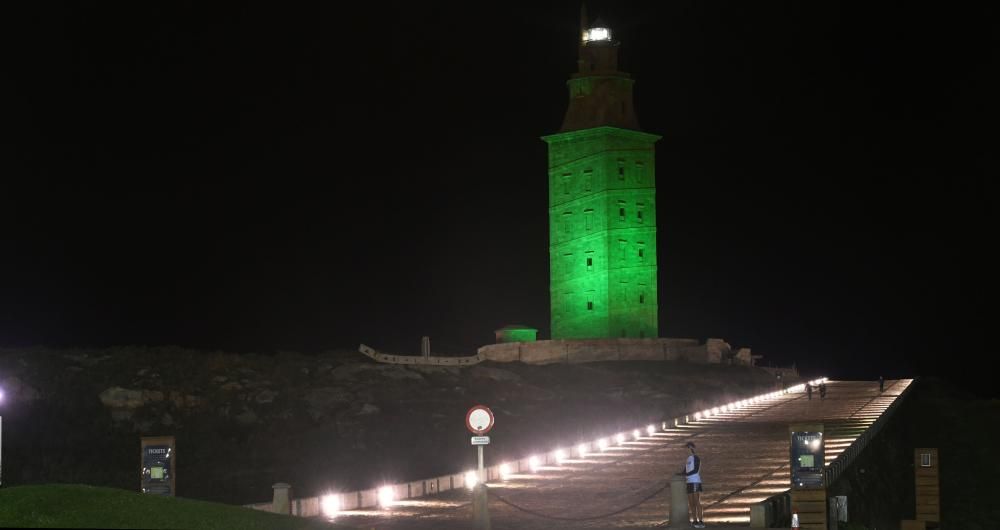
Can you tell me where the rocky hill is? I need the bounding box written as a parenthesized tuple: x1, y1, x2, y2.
(0, 346, 784, 505)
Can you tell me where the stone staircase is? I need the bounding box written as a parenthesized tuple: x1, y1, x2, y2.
(252, 379, 913, 529)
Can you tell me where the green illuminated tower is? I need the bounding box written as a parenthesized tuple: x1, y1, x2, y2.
(543, 11, 660, 340)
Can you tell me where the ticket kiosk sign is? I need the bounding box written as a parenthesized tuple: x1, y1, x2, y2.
(789, 423, 824, 488)
(141, 436, 176, 496)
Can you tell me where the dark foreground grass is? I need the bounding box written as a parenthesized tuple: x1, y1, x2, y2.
(0, 484, 346, 529)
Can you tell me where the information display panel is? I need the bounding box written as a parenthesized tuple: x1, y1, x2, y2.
(789, 423, 824, 489)
(140, 436, 176, 496)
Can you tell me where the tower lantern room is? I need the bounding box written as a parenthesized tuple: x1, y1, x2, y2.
(562, 13, 640, 132)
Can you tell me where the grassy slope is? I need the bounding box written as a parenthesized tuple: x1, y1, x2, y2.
(0, 484, 344, 530)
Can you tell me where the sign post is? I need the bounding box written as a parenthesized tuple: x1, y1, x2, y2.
(466, 405, 494, 530)
(466, 405, 494, 484)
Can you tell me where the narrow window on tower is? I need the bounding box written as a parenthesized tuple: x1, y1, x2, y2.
(563, 211, 572, 234)
(635, 161, 644, 183)
(584, 208, 594, 230)
(586, 256, 593, 271)
(562, 173, 572, 195)
(619, 239, 627, 261)
(583, 169, 593, 191)
(587, 299, 594, 311)
(617, 159, 625, 180)
(618, 200, 626, 222)
(639, 293, 645, 304)
(638, 242, 645, 262)
(637, 202, 645, 224)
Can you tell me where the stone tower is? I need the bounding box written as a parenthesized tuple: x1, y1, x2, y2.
(543, 9, 661, 340)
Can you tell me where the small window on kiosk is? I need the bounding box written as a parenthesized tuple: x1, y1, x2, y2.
(921, 453, 932, 467)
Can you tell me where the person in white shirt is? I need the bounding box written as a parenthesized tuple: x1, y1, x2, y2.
(682, 441, 704, 527)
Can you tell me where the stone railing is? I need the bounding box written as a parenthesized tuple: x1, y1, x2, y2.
(749, 490, 792, 528)
(823, 379, 914, 488)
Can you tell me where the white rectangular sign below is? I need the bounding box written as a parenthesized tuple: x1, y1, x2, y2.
(471, 436, 490, 446)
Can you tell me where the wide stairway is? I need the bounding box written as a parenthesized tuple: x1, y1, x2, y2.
(289, 379, 913, 529)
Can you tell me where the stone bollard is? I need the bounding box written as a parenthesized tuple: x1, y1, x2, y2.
(272, 483, 292, 515)
(471, 483, 491, 529)
(669, 474, 689, 527)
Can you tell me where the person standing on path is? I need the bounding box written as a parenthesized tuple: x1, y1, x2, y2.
(819, 382, 827, 399)
(682, 441, 705, 528)
(879, 375, 885, 393)
(807, 383, 813, 400)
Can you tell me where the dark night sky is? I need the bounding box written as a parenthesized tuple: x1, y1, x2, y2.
(1, 3, 993, 392)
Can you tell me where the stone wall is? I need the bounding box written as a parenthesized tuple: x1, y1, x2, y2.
(362, 338, 758, 368)
(478, 337, 751, 365)
(358, 344, 484, 366)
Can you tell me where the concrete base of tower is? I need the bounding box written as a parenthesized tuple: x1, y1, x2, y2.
(478, 337, 751, 366)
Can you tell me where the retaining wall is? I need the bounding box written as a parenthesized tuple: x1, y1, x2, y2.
(478, 337, 747, 365)
(360, 337, 755, 367)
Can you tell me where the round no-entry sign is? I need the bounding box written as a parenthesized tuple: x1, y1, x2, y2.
(466, 405, 494, 434)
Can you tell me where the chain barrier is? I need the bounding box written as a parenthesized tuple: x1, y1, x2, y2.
(487, 388, 802, 521)
(488, 480, 669, 522)
(337, 388, 807, 528)
(547, 390, 807, 484)
(480, 391, 807, 522)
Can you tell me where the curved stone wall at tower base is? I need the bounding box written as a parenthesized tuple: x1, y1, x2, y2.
(478, 337, 744, 365)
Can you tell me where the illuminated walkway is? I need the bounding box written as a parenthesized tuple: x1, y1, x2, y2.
(319, 379, 913, 529)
